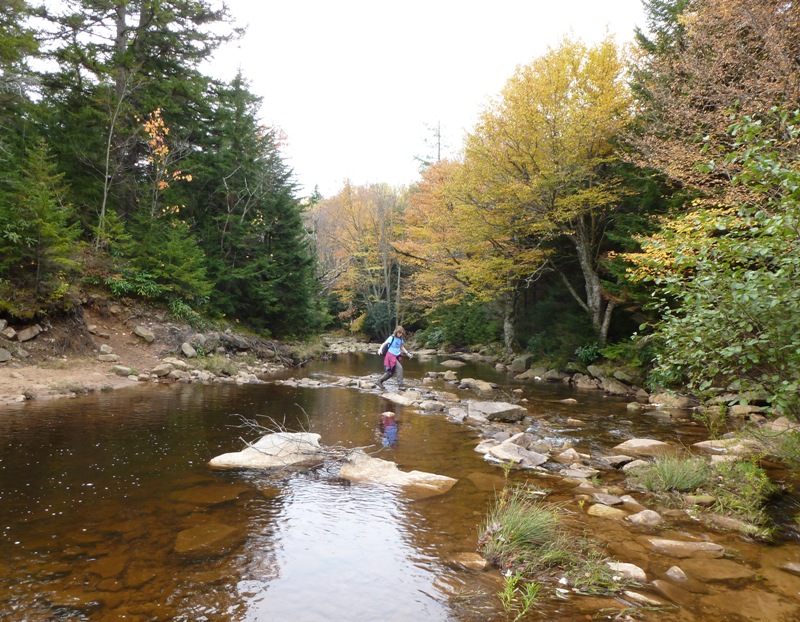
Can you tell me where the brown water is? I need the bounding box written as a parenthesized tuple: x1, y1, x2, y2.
(0, 353, 798, 621)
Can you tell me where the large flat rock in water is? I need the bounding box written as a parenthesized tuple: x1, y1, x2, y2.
(680, 558, 756, 582)
(467, 401, 527, 423)
(380, 391, 419, 406)
(612, 438, 678, 458)
(208, 432, 325, 469)
(339, 449, 457, 499)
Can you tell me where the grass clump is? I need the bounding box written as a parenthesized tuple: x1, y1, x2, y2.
(710, 459, 778, 527)
(195, 353, 241, 377)
(627, 454, 780, 535)
(478, 482, 628, 603)
(479, 483, 564, 572)
(626, 455, 713, 494)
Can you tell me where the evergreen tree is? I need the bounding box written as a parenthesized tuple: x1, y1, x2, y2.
(190, 74, 318, 336)
(34, 0, 237, 233)
(634, 0, 691, 54)
(0, 0, 36, 118)
(0, 138, 80, 317)
(0, 0, 37, 197)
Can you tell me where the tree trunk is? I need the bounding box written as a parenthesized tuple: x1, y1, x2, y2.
(502, 288, 517, 358)
(395, 260, 402, 327)
(568, 217, 613, 346)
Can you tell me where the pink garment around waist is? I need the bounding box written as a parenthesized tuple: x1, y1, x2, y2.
(384, 352, 401, 369)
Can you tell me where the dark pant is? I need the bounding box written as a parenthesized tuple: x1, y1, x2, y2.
(378, 361, 403, 386)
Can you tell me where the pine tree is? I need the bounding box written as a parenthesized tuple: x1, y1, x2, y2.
(0, 138, 80, 317)
(190, 73, 319, 336)
(35, 0, 237, 232)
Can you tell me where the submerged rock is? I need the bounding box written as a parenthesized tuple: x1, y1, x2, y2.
(173, 522, 244, 558)
(440, 359, 467, 368)
(170, 483, 251, 507)
(338, 449, 457, 499)
(640, 537, 725, 559)
(451, 552, 490, 571)
(622, 591, 665, 607)
(650, 579, 694, 606)
(680, 558, 756, 582)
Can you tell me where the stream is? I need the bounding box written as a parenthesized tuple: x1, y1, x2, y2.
(0, 352, 798, 621)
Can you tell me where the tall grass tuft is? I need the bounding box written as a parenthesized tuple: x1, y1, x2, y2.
(711, 459, 778, 526)
(479, 483, 623, 597)
(626, 455, 712, 493)
(479, 484, 565, 572)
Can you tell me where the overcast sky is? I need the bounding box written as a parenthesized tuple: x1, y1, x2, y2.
(207, 1, 648, 197)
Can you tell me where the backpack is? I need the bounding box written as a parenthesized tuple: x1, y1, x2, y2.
(378, 336, 395, 356)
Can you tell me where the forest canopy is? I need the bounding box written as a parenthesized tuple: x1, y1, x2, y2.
(0, 0, 320, 337)
(2, 0, 800, 417)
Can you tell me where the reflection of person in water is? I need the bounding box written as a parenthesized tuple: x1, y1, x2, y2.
(378, 411, 399, 447)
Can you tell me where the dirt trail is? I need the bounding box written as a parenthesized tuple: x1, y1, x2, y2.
(0, 305, 162, 405)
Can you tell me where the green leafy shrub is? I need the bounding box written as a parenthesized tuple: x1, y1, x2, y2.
(416, 325, 445, 349)
(104, 270, 166, 299)
(600, 338, 656, 370)
(575, 342, 600, 365)
(363, 302, 395, 340)
(631, 108, 800, 413)
(526, 332, 560, 359)
(168, 297, 206, 329)
(426, 298, 502, 348)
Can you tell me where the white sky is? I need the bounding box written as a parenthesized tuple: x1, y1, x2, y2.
(208, 0, 647, 198)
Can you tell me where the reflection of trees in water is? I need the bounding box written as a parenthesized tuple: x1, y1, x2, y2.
(0, 479, 273, 620)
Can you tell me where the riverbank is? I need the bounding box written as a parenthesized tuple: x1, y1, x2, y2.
(0, 298, 300, 405)
(0, 295, 782, 434)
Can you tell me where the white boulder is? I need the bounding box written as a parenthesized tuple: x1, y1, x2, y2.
(209, 432, 325, 469)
